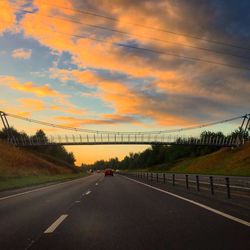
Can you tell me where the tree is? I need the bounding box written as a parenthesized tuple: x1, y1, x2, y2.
(230, 129, 249, 140)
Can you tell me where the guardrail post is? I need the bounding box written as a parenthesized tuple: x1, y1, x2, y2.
(147, 172, 148, 180)
(210, 176, 214, 195)
(163, 173, 166, 183)
(196, 175, 200, 191)
(172, 174, 175, 186)
(156, 173, 158, 182)
(185, 175, 189, 189)
(225, 177, 231, 199)
(151, 173, 153, 182)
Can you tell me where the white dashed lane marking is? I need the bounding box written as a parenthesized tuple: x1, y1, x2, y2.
(44, 214, 68, 233)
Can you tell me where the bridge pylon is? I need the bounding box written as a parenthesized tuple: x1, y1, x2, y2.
(0, 111, 10, 130)
(0, 111, 14, 143)
(240, 114, 250, 133)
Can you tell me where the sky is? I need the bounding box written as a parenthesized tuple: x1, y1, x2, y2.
(0, 0, 250, 165)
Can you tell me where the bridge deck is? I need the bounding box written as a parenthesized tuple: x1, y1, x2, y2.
(7, 134, 243, 147)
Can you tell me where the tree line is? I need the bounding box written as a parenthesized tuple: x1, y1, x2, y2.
(0, 127, 76, 165)
(83, 129, 249, 171)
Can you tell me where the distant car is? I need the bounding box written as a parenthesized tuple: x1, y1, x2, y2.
(104, 169, 113, 176)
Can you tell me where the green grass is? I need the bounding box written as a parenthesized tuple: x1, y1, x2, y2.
(0, 172, 88, 191)
(168, 143, 250, 176)
(123, 142, 250, 177)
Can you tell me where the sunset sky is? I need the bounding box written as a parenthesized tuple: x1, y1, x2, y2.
(0, 0, 250, 164)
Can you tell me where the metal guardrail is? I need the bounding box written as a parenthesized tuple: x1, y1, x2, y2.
(121, 172, 250, 199)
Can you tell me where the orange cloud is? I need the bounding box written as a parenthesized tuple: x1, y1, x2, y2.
(0, 75, 61, 97)
(12, 48, 32, 59)
(0, 75, 85, 116)
(18, 98, 45, 111)
(19, 0, 188, 81)
(0, 0, 16, 33)
(55, 113, 139, 127)
(48, 68, 195, 126)
(11, 81, 60, 97)
(49, 68, 144, 114)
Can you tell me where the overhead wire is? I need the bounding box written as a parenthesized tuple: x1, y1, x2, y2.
(1, 15, 249, 71)
(1, 2, 250, 70)
(19, 24, 250, 71)
(9, 7, 250, 62)
(18, 0, 250, 52)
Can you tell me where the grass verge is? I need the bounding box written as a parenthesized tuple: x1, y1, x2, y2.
(0, 172, 89, 191)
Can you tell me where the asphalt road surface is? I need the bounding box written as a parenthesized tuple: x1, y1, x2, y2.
(0, 174, 249, 250)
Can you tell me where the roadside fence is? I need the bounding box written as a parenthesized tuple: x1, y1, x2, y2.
(121, 172, 250, 199)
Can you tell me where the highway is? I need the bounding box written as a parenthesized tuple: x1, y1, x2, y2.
(0, 174, 249, 250)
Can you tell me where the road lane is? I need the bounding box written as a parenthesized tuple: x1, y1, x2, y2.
(0, 174, 102, 250)
(31, 174, 250, 250)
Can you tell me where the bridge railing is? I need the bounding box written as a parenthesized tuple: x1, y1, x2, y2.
(7, 133, 242, 147)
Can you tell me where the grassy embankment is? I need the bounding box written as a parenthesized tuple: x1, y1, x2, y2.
(0, 140, 87, 191)
(136, 142, 250, 176)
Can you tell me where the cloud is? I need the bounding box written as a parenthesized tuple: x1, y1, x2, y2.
(0, 75, 85, 116)
(12, 48, 32, 59)
(55, 114, 140, 127)
(18, 98, 45, 111)
(0, 75, 62, 97)
(2, 0, 250, 127)
(12, 81, 60, 97)
(49, 67, 250, 126)
(0, 0, 16, 33)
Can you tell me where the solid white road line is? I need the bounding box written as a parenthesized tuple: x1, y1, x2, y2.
(122, 176, 250, 227)
(0, 177, 90, 201)
(44, 214, 68, 233)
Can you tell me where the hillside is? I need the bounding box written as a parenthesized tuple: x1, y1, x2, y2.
(0, 140, 73, 177)
(169, 142, 250, 176)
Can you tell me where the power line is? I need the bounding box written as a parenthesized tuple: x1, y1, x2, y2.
(1, 15, 250, 71)
(12, 7, 250, 62)
(3, 3, 250, 70)
(4, 111, 245, 135)
(17, 22, 250, 71)
(17, 0, 250, 52)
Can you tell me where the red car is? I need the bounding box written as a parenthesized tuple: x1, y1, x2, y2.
(104, 169, 113, 176)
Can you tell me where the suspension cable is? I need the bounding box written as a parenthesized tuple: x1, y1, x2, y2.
(3, 112, 246, 134)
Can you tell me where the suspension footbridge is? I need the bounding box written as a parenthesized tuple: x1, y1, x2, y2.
(0, 111, 249, 147)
